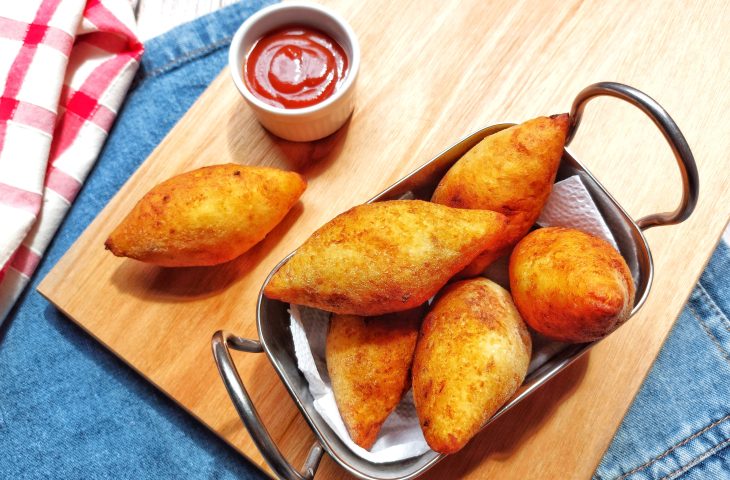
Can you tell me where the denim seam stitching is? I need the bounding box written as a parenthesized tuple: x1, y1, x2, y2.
(136, 35, 233, 85)
(660, 437, 730, 480)
(689, 305, 730, 364)
(696, 281, 730, 333)
(615, 414, 730, 480)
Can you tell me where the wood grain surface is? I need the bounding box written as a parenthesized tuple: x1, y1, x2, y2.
(39, 0, 730, 478)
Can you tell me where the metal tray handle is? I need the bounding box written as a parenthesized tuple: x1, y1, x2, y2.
(212, 330, 324, 480)
(566, 82, 699, 230)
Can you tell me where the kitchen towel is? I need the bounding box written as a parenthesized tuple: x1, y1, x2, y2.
(0, 0, 142, 322)
(289, 174, 616, 462)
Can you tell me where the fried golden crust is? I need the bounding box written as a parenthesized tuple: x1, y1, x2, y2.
(105, 164, 306, 267)
(412, 278, 531, 454)
(263, 200, 507, 315)
(509, 227, 635, 343)
(431, 114, 569, 276)
(327, 307, 424, 449)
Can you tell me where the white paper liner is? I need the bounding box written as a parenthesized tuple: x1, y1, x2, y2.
(537, 175, 618, 250)
(288, 175, 616, 463)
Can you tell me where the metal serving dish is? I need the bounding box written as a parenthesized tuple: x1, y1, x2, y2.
(212, 82, 699, 480)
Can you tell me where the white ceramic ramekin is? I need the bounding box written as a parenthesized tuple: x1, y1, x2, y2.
(229, 2, 360, 142)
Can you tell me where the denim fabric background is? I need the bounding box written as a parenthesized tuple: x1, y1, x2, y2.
(595, 241, 730, 479)
(0, 2, 271, 478)
(0, 1, 728, 478)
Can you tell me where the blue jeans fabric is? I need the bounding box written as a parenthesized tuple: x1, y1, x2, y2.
(0, 1, 727, 478)
(595, 241, 730, 479)
(0, 2, 272, 478)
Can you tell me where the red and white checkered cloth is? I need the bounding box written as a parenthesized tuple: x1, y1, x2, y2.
(0, 0, 142, 321)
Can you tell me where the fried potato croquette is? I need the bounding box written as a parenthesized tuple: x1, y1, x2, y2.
(264, 200, 507, 315)
(432, 114, 569, 276)
(509, 227, 635, 343)
(105, 164, 306, 267)
(412, 278, 531, 454)
(327, 307, 424, 449)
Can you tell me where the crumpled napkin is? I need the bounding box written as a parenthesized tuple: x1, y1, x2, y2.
(537, 175, 618, 250)
(289, 175, 616, 463)
(0, 0, 143, 322)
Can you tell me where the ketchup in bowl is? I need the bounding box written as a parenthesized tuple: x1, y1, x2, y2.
(244, 26, 349, 109)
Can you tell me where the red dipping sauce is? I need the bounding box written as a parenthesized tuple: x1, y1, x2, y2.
(244, 26, 349, 109)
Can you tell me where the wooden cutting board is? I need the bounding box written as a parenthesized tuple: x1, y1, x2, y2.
(38, 0, 730, 478)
